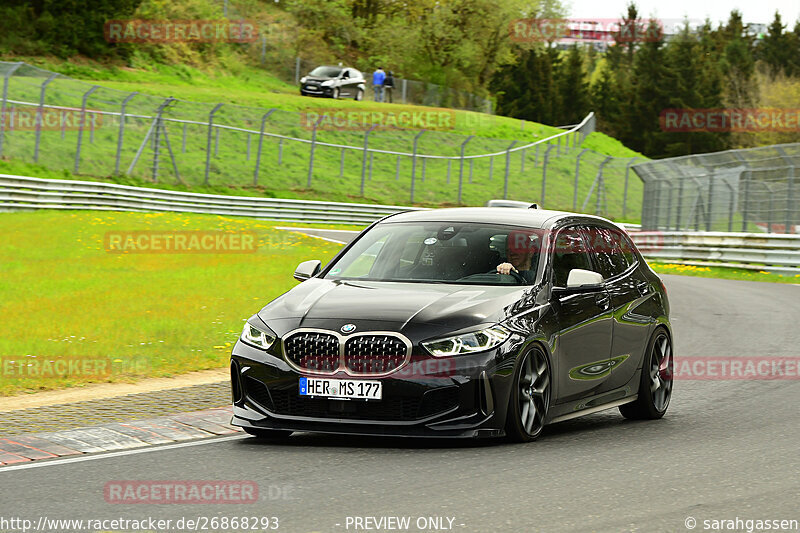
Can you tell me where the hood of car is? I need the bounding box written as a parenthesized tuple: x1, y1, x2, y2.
(258, 278, 526, 337)
(304, 75, 335, 82)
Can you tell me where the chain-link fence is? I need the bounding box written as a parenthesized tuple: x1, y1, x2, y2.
(634, 144, 800, 233)
(0, 61, 649, 216)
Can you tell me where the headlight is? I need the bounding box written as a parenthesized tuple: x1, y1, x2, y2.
(422, 325, 510, 357)
(241, 321, 276, 350)
(300, 76, 307, 83)
(320, 80, 334, 87)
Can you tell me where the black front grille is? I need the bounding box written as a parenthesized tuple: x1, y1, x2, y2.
(268, 387, 420, 421)
(284, 332, 340, 373)
(344, 335, 408, 375)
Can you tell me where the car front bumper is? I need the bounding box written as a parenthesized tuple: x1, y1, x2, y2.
(229, 339, 521, 438)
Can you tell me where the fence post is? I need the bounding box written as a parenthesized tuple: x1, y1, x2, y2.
(504, 141, 517, 199)
(740, 171, 751, 232)
(573, 148, 589, 211)
(776, 147, 796, 234)
(706, 170, 715, 231)
(395, 155, 401, 180)
(74, 85, 99, 174)
(402, 79, 407, 104)
(581, 156, 611, 213)
(253, 108, 275, 185)
(114, 92, 137, 175)
(676, 178, 685, 231)
(0, 62, 22, 158)
(182, 123, 187, 153)
(622, 157, 639, 219)
(246, 134, 251, 161)
(410, 129, 426, 204)
(360, 124, 378, 196)
(34, 73, 58, 163)
(295, 57, 301, 85)
(204, 103, 223, 185)
(458, 135, 474, 204)
(340, 148, 345, 178)
(306, 114, 324, 187)
(541, 145, 556, 205)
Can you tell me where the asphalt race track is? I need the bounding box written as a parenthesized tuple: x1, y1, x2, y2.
(2, 273, 799, 532)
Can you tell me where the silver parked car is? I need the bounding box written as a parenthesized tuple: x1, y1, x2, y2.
(300, 66, 366, 100)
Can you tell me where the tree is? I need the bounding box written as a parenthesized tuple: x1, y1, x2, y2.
(558, 45, 589, 124)
(759, 11, 792, 78)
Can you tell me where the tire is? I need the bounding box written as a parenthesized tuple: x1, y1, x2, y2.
(354, 88, 363, 101)
(505, 346, 551, 442)
(332, 87, 340, 99)
(619, 328, 673, 420)
(244, 427, 293, 439)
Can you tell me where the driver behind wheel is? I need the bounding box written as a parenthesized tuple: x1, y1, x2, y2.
(496, 230, 539, 283)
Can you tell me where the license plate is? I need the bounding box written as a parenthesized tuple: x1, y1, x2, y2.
(299, 377, 382, 400)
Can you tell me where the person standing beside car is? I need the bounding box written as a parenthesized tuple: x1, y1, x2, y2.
(384, 71, 395, 103)
(372, 67, 385, 102)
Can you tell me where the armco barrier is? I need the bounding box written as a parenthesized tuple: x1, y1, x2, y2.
(629, 231, 800, 274)
(0, 174, 424, 225)
(3, 173, 798, 273)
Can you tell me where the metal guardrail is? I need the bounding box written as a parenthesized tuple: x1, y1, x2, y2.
(629, 231, 800, 274)
(0, 174, 425, 225)
(3, 173, 797, 273)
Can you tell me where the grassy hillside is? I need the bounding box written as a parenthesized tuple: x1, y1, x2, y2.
(1, 58, 645, 220)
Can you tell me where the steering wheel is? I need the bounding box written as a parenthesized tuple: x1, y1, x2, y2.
(487, 268, 526, 284)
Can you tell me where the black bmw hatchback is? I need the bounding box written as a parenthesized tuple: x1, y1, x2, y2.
(230, 207, 673, 441)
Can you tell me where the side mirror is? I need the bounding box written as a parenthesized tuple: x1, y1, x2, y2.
(294, 259, 321, 282)
(566, 269, 604, 288)
(552, 269, 604, 297)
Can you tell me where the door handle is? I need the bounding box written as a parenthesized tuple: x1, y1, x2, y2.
(595, 293, 611, 310)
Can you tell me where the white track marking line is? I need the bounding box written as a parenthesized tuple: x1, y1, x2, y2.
(0, 434, 249, 473)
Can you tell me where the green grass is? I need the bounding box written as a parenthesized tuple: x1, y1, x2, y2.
(1, 57, 645, 220)
(0, 210, 344, 396)
(650, 262, 800, 284)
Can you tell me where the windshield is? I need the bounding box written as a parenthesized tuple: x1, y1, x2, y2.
(324, 222, 544, 285)
(308, 66, 342, 78)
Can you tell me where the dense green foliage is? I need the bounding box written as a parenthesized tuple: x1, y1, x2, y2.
(491, 4, 800, 157)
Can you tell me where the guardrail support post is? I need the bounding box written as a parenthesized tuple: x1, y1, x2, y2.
(0, 62, 22, 158)
(34, 73, 58, 163)
(410, 129, 426, 204)
(573, 149, 589, 211)
(253, 108, 275, 185)
(504, 141, 517, 199)
(741, 171, 750, 232)
(458, 135, 474, 204)
(74, 85, 99, 174)
(360, 124, 378, 196)
(204, 103, 223, 185)
(114, 91, 137, 175)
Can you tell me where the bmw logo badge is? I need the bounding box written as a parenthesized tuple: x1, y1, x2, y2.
(341, 323, 357, 333)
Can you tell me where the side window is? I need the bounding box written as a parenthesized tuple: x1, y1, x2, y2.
(551, 226, 593, 287)
(585, 226, 632, 279)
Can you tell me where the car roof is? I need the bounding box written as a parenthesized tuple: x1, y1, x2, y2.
(381, 207, 613, 230)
